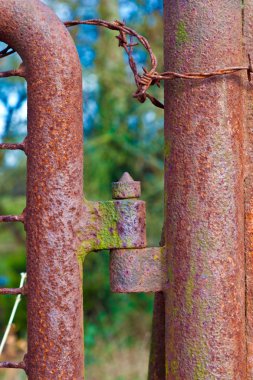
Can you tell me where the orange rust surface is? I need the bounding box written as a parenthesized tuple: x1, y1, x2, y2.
(244, 2, 253, 378)
(0, 1, 84, 378)
(164, 1, 246, 378)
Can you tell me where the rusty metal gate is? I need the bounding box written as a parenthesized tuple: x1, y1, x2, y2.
(0, 0, 252, 379)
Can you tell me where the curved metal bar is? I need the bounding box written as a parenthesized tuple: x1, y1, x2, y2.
(0, 1, 84, 378)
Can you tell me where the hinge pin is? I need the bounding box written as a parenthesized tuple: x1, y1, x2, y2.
(112, 172, 141, 199)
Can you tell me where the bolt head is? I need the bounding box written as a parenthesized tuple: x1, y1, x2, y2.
(112, 172, 141, 199)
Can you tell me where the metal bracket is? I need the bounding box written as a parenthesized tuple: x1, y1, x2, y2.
(78, 172, 164, 293)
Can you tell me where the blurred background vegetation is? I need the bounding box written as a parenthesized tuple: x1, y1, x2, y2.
(0, 0, 163, 379)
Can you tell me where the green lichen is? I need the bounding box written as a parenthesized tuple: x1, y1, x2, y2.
(164, 139, 171, 158)
(165, 360, 169, 378)
(185, 262, 196, 314)
(176, 20, 189, 46)
(171, 359, 180, 379)
(76, 244, 91, 263)
(167, 264, 174, 284)
(77, 200, 124, 256)
(95, 201, 122, 249)
(196, 227, 215, 254)
(185, 294, 214, 380)
(188, 196, 198, 213)
(188, 342, 213, 380)
(193, 361, 210, 380)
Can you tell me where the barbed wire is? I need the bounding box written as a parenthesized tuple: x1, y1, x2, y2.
(0, 19, 252, 109)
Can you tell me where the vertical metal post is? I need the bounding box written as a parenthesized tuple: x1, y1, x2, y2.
(243, 2, 253, 378)
(0, 1, 84, 378)
(164, 1, 246, 378)
(148, 292, 165, 380)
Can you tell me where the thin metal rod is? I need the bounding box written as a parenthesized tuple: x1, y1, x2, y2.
(0, 215, 24, 223)
(0, 69, 24, 78)
(0, 361, 26, 369)
(0, 273, 27, 356)
(0, 287, 26, 295)
(0, 142, 26, 152)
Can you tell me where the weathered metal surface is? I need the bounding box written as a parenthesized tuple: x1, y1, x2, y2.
(110, 247, 165, 293)
(164, 1, 246, 379)
(0, 214, 24, 223)
(148, 227, 165, 380)
(148, 292, 165, 380)
(112, 172, 141, 199)
(0, 141, 26, 152)
(79, 199, 146, 254)
(0, 0, 84, 378)
(0, 361, 26, 370)
(243, 2, 253, 378)
(0, 287, 26, 295)
(78, 173, 146, 255)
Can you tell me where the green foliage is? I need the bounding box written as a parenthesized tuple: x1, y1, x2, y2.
(84, 251, 153, 367)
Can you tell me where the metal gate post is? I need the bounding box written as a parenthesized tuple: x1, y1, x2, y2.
(243, 2, 253, 378)
(164, 1, 246, 378)
(0, 1, 84, 378)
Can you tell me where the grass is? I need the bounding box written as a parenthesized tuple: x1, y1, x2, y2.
(0, 331, 150, 380)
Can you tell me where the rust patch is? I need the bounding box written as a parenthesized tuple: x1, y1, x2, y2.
(243, 2, 253, 378)
(110, 247, 165, 293)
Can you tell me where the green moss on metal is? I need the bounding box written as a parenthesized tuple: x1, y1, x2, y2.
(76, 244, 91, 263)
(167, 264, 174, 284)
(176, 20, 189, 46)
(193, 361, 210, 380)
(196, 227, 215, 253)
(185, 260, 197, 314)
(76, 201, 122, 260)
(186, 298, 212, 380)
(188, 196, 198, 213)
(165, 360, 168, 378)
(171, 359, 180, 378)
(164, 139, 171, 158)
(96, 201, 122, 249)
(77, 200, 125, 256)
(187, 342, 212, 380)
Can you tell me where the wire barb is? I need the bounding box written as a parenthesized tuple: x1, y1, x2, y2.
(1, 19, 252, 109)
(0, 46, 15, 59)
(65, 19, 253, 108)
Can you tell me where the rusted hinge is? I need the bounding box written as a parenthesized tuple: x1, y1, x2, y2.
(78, 172, 165, 293)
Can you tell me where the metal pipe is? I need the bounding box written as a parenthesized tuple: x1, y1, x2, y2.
(0, 1, 84, 378)
(148, 292, 165, 380)
(243, 2, 253, 378)
(164, 1, 246, 378)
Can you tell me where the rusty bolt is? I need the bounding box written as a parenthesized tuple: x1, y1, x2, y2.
(112, 172, 141, 199)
